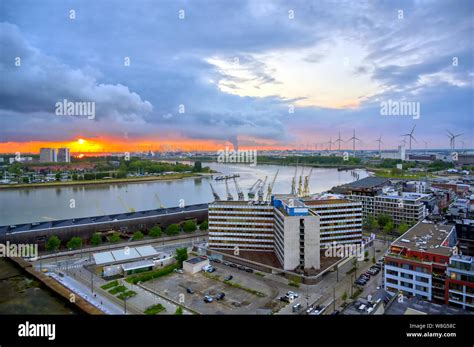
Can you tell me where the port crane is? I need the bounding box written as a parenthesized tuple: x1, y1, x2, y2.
(248, 178, 262, 199)
(209, 182, 221, 201)
(266, 170, 279, 201)
(297, 165, 305, 197)
(117, 196, 135, 213)
(257, 176, 267, 201)
(154, 193, 165, 209)
(302, 167, 313, 197)
(225, 178, 234, 201)
(233, 177, 245, 201)
(290, 160, 298, 195)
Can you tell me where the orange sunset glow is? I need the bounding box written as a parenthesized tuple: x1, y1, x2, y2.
(0, 137, 296, 155)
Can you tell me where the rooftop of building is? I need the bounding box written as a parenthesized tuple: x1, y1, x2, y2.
(390, 222, 454, 256)
(338, 176, 390, 190)
(210, 200, 271, 206)
(384, 295, 472, 315)
(304, 198, 353, 206)
(0, 203, 209, 234)
(184, 256, 209, 264)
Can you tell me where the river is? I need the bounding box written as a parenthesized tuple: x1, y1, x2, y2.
(0, 163, 368, 226)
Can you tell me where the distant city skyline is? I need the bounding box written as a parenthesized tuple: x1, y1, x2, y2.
(1, 0, 473, 153)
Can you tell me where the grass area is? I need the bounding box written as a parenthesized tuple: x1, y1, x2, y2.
(100, 280, 119, 290)
(255, 272, 265, 277)
(118, 290, 137, 300)
(0, 172, 200, 189)
(202, 272, 266, 297)
(125, 264, 178, 284)
(109, 285, 127, 295)
(371, 168, 433, 180)
(144, 304, 166, 315)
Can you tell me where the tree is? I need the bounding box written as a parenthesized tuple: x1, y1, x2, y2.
(90, 233, 102, 246)
(110, 233, 121, 242)
(45, 235, 61, 252)
(342, 292, 348, 301)
(199, 220, 208, 231)
(175, 307, 183, 315)
(365, 215, 379, 232)
(55, 172, 61, 181)
(149, 226, 162, 238)
(132, 231, 144, 241)
(72, 173, 78, 181)
(175, 247, 188, 267)
(383, 221, 394, 234)
(66, 237, 82, 250)
(22, 176, 29, 183)
(183, 220, 197, 233)
(371, 256, 376, 264)
(165, 224, 180, 236)
(397, 223, 409, 235)
(377, 214, 391, 228)
(193, 161, 202, 172)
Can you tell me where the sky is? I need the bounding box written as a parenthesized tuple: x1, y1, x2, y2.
(0, 0, 473, 153)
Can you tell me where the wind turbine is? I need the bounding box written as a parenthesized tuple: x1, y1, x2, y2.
(327, 137, 334, 151)
(346, 129, 361, 153)
(334, 131, 344, 151)
(375, 135, 383, 155)
(401, 125, 417, 150)
(446, 130, 463, 150)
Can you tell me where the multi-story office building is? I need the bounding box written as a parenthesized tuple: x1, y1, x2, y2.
(57, 148, 71, 163)
(446, 255, 474, 311)
(304, 197, 362, 247)
(39, 148, 57, 163)
(208, 200, 274, 252)
(272, 197, 320, 270)
(455, 219, 474, 256)
(208, 195, 365, 271)
(384, 222, 459, 306)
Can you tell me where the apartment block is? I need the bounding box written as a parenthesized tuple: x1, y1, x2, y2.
(39, 148, 57, 163)
(384, 222, 459, 306)
(446, 255, 474, 311)
(57, 148, 71, 163)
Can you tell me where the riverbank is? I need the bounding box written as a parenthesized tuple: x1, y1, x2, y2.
(6, 257, 103, 315)
(0, 172, 210, 190)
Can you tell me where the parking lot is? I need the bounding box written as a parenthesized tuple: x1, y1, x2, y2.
(143, 261, 281, 314)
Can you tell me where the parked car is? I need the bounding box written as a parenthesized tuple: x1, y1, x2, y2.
(224, 275, 233, 281)
(214, 259, 222, 263)
(223, 261, 231, 266)
(174, 268, 184, 274)
(245, 268, 254, 273)
(215, 292, 225, 300)
(203, 295, 214, 303)
(292, 303, 302, 312)
(287, 291, 299, 298)
(229, 263, 238, 268)
(207, 267, 216, 273)
(306, 305, 314, 314)
(311, 305, 325, 315)
(238, 265, 246, 270)
(186, 288, 194, 294)
(280, 295, 293, 303)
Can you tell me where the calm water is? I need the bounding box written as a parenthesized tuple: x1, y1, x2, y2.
(0, 163, 368, 225)
(0, 259, 78, 314)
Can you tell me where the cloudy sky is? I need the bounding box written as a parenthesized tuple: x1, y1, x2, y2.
(0, 0, 473, 153)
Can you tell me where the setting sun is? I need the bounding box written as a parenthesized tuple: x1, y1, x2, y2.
(77, 139, 85, 145)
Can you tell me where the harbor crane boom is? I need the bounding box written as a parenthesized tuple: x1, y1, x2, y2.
(291, 160, 298, 195)
(266, 170, 279, 201)
(257, 176, 267, 201)
(209, 182, 221, 201)
(302, 167, 313, 197)
(233, 177, 245, 201)
(248, 178, 261, 199)
(225, 178, 234, 201)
